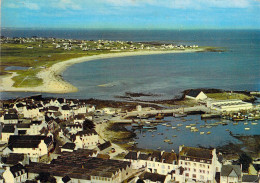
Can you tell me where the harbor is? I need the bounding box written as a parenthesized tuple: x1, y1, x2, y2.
(126, 114, 260, 152)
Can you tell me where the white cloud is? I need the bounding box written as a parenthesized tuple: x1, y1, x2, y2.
(103, 0, 253, 9)
(23, 2, 40, 10)
(51, 0, 82, 10)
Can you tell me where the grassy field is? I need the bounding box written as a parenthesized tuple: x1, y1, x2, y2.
(1, 41, 113, 87)
(206, 92, 255, 101)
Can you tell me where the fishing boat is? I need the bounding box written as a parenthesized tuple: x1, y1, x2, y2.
(172, 127, 177, 129)
(143, 126, 157, 129)
(185, 125, 191, 128)
(155, 113, 164, 120)
(164, 139, 171, 143)
(200, 132, 205, 135)
(166, 124, 172, 127)
(207, 131, 211, 134)
(174, 113, 187, 118)
(251, 122, 258, 125)
(245, 128, 250, 130)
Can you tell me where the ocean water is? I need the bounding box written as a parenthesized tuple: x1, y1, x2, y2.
(126, 115, 260, 152)
(1, 29, 260, 100)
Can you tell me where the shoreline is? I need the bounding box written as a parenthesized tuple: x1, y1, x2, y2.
(0, 49, 202, 94)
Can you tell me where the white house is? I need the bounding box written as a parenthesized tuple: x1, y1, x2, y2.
(136, 172, 171, 183)
(3, 163, 27, 183)
(1, 125, 18, 143)
(124, 151, 178, 175)
(185, 90, 208, 100)
(146, 151, 178, 175)
(3, 114, 18, 124)
(8, 135, 53, 162)
(73, 129, 99, 149)
(178, 145, 222, 183)
(220, 165, 242, 183)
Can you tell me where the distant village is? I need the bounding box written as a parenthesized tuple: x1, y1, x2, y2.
(0, 36, 199, 52)
(0, 90, 260, 183)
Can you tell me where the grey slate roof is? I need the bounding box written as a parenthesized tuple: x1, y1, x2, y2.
(2, 125, 15, 133)
(143, 172, 166, 183)
(242, 175, 259, 182)
(9, 163, 27, 178)
(62, 143, 76, 150)
(186, 90, 202, 97)
(221, 165, 242, 177)
(4, 114, 18, 120)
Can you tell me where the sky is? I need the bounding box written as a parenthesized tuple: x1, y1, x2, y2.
(1, 0, 260, 29)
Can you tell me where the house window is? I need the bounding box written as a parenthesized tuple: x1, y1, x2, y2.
(185, 173, 189, 177)
(193, 174, 196, 178)
(168, 166, 170, 169)
(194, 169, 196, 172)
(162, 165, 165, 169)
(200, 175, 204, 180)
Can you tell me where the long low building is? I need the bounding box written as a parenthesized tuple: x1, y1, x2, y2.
(207, 99, 253, 112)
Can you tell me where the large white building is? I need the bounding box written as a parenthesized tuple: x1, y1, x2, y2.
(207, 99, 253, 112)
(178, 145, 221, 182)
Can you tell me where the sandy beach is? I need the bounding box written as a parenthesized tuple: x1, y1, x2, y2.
(0, 49, 201, 93)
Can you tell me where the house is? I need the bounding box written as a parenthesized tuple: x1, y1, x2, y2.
(7, 135, 53, 162)
(73, 129, 99, 149)
(220, 165, 242, 183)
(3, 163, 27, 183)
(242, 175, 259, 183)
(1, 153, 29, 166)
(124, 151, 178, 175)
(185, 90, 207, 100)
(57, 175, 72, 183)
(60, 105, 73, 120)
(3, 114, 18, 124)
(1, 125, 18, 142)
(178, 145, 221, 182)
(146, 151, 178, 175)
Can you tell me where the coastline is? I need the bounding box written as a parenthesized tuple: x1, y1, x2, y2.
(0, 49, 202, 94)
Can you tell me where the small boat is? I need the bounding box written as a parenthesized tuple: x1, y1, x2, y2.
(166, 124, 172, 127)
(251, 122, 258, 125)
(200, 132, 205, 135)
(172, 135, 177, 137)
(245, 128, 250, 130)
(172, 127, 177, 129)
(207, 131, 211, 134)
(221, 122, 228, 126)
(177, 124, 183, 127)
(200, 125, 206, 128)
(185, 125, 191, 128)
(174, 113, 187, 118)
(157, 147, 161, 150)
(162, 123, 167, 126)
(190, 124, 196, 126)
(152, 135, 155, 137)
(225, 129, 230, 131)
(233, 122, 238, 125)
(244, 122, 248, 125)
(155, 113, 164, 120)
(164, 139, 171, 143)
(168, 142, 173, 144)
(143, 126, 157, 129)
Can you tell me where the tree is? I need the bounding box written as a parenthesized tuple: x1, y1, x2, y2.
(83, 119, 95, 130)
(238, 153, 252, 172)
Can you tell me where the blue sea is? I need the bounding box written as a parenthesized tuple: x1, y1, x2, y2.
(1, 29, 260, 150)
(1, 29, 259, 100)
